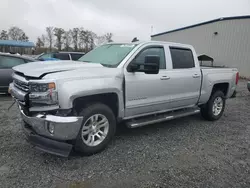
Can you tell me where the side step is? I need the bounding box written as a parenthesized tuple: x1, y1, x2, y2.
(126, 107, 200, 128)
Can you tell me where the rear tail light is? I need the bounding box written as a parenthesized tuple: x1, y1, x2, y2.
(235, 72, 239, 85)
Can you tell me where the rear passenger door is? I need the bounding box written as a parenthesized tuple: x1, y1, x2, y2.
(166, 47, 202, 108)
(0, 56, 27, 91)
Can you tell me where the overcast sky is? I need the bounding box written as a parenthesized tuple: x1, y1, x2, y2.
(0, 0, 249, 43)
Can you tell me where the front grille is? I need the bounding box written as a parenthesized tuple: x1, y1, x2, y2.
(14, 78, 29, 92)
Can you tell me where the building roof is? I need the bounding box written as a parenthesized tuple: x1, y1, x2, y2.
(0, 40, 35, 47)
(151, 15, 250, 37)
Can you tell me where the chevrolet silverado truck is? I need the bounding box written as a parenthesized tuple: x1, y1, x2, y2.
(9, 41, 239, 157)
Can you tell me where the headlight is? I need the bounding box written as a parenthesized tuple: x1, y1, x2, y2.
(29, 82, 58, 105)
(30, 82, 56, 92)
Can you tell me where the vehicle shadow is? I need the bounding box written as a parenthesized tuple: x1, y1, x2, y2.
(0, 93, 12, 101)
(67, 114, 203, 159)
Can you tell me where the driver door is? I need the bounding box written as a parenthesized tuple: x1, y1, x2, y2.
(124, 45, 170, 117)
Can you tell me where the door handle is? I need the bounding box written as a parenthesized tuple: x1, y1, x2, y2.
(160, 76, 170, 80)
(192, 74, 200, 78)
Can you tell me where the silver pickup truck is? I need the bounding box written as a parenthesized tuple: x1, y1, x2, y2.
(9, 41, 239, 157)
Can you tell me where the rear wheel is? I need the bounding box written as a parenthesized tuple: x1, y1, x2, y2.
(75, 103, 116, 155)
(201, 90, 225, 121)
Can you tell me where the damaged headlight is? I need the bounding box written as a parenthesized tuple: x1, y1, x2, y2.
(30, 82, 56, 92)
(29, 82, 58, 105)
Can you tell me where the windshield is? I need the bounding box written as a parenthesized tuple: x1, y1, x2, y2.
(78, 44, 137, 67)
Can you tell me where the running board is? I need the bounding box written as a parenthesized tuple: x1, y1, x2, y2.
(126, 108, 200, 128)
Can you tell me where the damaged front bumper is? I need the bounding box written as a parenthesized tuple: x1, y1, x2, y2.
(20, 109, 83, 157)
(9, 81, 83, 157)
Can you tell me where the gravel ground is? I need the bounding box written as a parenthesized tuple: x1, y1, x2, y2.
(0, 80, 250, 188)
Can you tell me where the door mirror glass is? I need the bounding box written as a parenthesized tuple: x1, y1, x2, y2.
(143, 55, 160, 74)
(128, 55, 160, 74)
(127, 46, 165, 74)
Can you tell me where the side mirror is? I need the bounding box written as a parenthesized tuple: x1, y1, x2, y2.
(128, 55, 160, 74)
(143, 55, 160, 74)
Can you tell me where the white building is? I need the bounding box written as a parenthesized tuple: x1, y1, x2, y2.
(151, 15, 250, 78)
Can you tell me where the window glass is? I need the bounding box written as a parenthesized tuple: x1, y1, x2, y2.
(70, 53, 84, 60)
(0, 56, 26, 68)
(133, 47, 166, 69)
(54, 53, 70, 60)
(78, 44, 137, 67)
(170, 47, 195, 69)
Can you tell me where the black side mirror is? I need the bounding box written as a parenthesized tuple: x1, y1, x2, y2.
(143, 55, 160, 74)
(128, 55, 160, 74)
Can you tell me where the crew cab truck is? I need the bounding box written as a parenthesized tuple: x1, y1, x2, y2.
(9, 41, 239, 157)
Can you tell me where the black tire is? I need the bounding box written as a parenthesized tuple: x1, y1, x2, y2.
(75, 103, 116, 155)
(200, 90, 226, 121)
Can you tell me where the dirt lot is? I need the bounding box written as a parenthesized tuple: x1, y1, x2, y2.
(0, 80, 250, 188)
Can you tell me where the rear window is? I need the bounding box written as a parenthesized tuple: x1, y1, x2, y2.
(170, 47, 195, 69)
(54, 53, 70, 60)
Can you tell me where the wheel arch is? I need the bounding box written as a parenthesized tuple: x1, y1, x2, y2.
(72, 92, 122, 119)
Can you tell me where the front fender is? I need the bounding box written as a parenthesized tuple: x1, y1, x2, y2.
(57, 77, 124, 117)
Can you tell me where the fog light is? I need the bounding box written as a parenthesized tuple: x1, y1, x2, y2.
(47, 122, 55, 134)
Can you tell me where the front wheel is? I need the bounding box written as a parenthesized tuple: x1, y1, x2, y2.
(200, 90, 226, 121)
(75, 103, 116, 155)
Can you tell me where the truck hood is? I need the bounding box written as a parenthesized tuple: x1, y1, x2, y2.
(13, 60, 104, 78)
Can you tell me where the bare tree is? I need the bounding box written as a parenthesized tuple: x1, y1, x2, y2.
(79, 29, 97, 52)
(8, 26, 28, 41)
(95, 35, 106, 46)
(41, 34, 46, 47)
(63, 30, 72, 51)
(54, 27, 65, 51)
(88, 31, 97, 51)
(94, 33, 113, 46)
(20, 33, 29, 42)
(78, 28, 86, 50)
(71, 28, 79, 51)
(0, 30, 8, 40)
(46, 27, 54, 52)
(37, 27, 113, 52)
(104, 32, 113, 42)
(36, 37, 44, 48)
